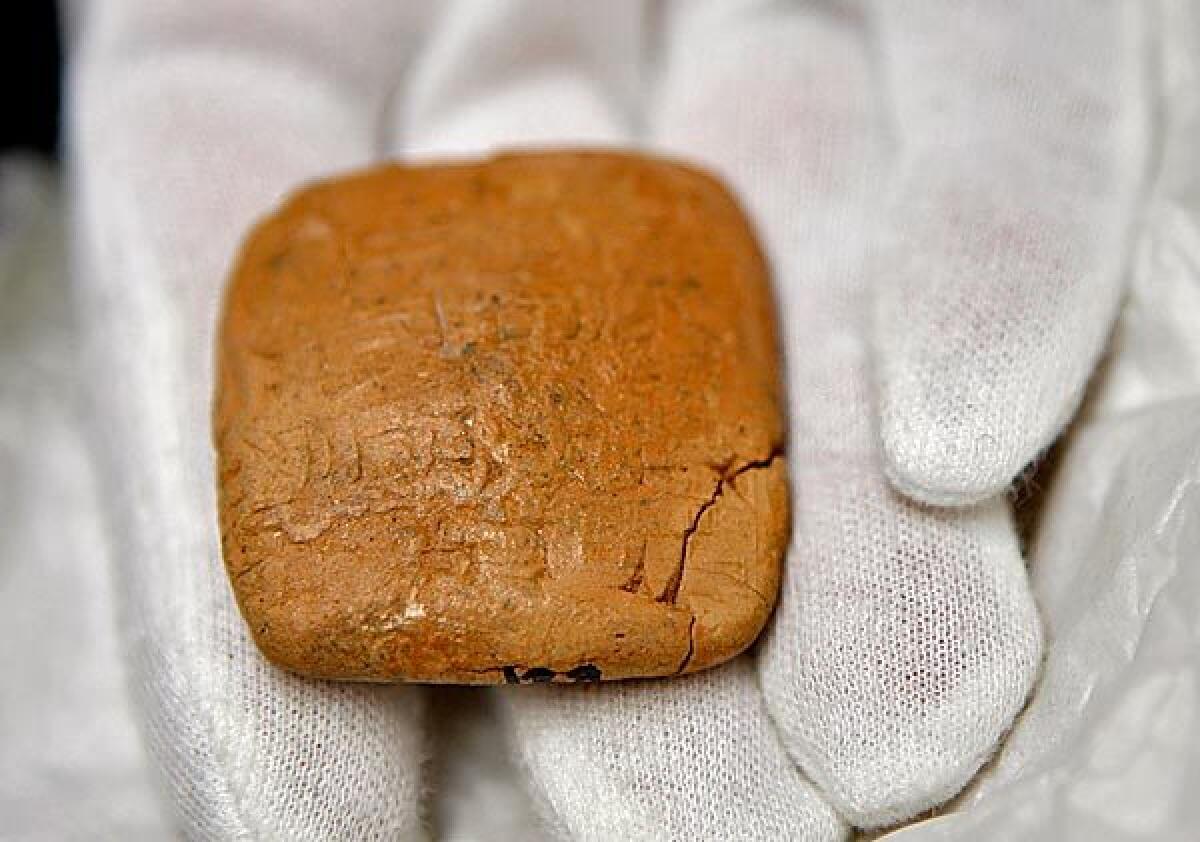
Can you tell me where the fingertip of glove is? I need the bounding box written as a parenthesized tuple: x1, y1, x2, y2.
(761, 512, 1044, 830)
(818, 739, 1005, 831)
(818, 613, 1044, 831)
(879, 401, 1027, 507)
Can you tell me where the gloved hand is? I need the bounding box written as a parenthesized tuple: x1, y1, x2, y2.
(65, 1, 1198, 840)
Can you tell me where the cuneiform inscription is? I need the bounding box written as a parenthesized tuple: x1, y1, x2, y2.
(228, 410, 500, 542)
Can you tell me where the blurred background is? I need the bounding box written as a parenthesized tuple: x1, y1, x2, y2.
(2, 3, 60, 158)
(1, 4, 172, 839)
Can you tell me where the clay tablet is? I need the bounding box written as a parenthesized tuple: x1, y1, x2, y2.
(215, 151, 787, 683)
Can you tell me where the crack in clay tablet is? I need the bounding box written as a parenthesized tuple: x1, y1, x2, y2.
(214, 151, 788, 683)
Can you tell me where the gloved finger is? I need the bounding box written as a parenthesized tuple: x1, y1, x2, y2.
(391, 0, 642, 158)
(393, 5, 845, 840)
(652, 0, 1041, 827)
(871, 0, 1150, 506)
(765, 465, 1041, 829)
(504, 660, 844, 841)
(70, 3, 433, 838)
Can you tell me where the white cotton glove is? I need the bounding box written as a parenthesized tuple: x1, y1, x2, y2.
(0, 160, 170, 840)
(63, 0, 1200, 840)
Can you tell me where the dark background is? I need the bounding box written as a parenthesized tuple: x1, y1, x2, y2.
(4, 3, 62, 158)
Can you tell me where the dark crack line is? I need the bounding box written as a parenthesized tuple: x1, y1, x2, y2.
(675, 615, 697, 674)
(660, 448, 783, 675)
(657, 448, 783, 606)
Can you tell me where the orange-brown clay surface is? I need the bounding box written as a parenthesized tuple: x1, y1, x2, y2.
(214, 151, 788, 683)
